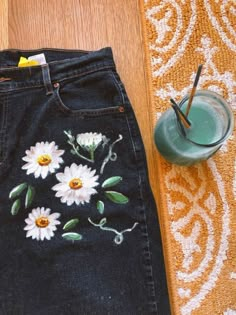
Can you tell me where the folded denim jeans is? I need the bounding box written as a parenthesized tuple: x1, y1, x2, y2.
(0, 48, 170, 315)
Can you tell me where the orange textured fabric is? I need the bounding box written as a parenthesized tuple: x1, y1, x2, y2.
(140, 1, 236, 314)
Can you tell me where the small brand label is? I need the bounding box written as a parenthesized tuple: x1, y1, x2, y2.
(18, 53, 47, 67)
(28, 53, 46, 65)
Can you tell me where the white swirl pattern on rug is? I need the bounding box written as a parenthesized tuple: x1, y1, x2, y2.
(204, 0, 236, 52)
(165, 160, 230, 315)
(146, 0, 197, 77)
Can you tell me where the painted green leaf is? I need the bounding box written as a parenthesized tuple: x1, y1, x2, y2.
(102, 176, 122, 189)
(25, 185, 35, 208)
(11, 199, 21, 215)
(96, 200, 104, 214)
(63, 218, 79, 231)
(104, 191, 129, 204)
(9, 183, 27, 199)
(62, 232, 83, 241)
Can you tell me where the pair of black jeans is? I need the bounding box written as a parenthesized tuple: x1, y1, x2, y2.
(0, 48, 170, 315)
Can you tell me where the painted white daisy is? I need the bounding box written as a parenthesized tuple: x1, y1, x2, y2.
(22, 141, 64, 179)
(76, 132, 103, 152)
(24, 207, 61, 241)
(52, 163, 99, 206)
(76, 132, 105, 161)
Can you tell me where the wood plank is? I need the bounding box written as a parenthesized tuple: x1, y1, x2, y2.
(0, 0, 8, 49)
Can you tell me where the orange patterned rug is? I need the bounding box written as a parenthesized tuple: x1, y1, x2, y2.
(140, 1, 236, 314)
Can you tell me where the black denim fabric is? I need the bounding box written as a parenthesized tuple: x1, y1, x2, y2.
(0, 48, 170, 315)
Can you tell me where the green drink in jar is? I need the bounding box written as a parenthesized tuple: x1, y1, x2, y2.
(154, 90, 234, 166)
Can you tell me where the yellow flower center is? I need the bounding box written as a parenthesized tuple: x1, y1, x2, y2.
(69, 178, 83, 190)
(37, 154, 52, 166)
(35, 216, 49, 228)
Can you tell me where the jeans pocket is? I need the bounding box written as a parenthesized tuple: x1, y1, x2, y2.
(52, 69, 124, 115)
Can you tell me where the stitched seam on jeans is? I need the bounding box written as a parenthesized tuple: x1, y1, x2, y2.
(52, 85, 125, 117)
(53, 64, 115, 84)
(0, 66, 115, 93)
(0, 83, 44, 93)
(82, 108, 124, 117)
(109, 70, 126, 105)
(0, 93, 9, 163)
(124, 114, 158, 314)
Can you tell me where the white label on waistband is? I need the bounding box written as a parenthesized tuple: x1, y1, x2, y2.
(28, 53, 47, 65)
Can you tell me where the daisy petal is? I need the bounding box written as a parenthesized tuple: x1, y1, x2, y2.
(48, 212, 61, 220)
(41, 166, 49, 179)
(24, 224, 35, 231)
(52, 183, 69, 192)
(34, 167, 42, 178)
(55, 172, 66, 183)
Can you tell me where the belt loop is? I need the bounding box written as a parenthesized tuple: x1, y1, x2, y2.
(41, 64, 53, 95)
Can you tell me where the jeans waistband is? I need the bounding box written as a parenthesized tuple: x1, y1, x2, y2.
(0, 47, 116, 93)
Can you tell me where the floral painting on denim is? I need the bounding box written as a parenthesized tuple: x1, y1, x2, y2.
(9, 130, 137, 245)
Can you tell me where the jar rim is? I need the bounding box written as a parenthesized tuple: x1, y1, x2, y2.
(175, 90, 234, 147)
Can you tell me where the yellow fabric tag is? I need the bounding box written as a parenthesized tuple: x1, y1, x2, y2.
(18, 57, 40, 67)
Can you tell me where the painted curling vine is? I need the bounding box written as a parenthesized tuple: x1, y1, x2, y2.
(88, 217, 139, 245)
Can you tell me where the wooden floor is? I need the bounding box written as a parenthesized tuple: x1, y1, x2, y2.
(0, 0, 163, 258)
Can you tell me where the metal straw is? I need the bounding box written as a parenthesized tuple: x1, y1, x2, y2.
(170, 98, 191, 128)
(185, 64, 203, 117)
